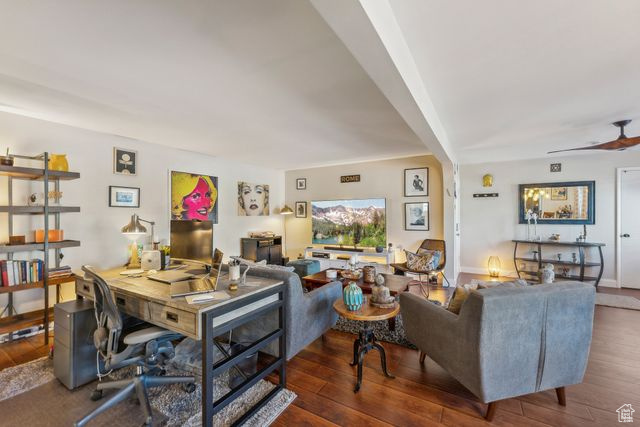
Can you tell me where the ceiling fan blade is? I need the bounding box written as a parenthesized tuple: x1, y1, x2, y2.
(548, 136, 640, 154)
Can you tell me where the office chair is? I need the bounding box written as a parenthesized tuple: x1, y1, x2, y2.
(75, 266, 195, 427)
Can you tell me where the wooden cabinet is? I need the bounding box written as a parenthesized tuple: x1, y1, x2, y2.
(241, 237, 283, 265)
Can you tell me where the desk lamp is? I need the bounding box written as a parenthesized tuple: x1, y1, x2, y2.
(121, 214, 155, 269)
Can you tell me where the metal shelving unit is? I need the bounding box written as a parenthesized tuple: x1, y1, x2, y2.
(0, 153, 80, 344)
(512, 239, 604, 289)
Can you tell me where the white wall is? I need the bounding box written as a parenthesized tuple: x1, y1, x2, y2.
(0, 112, 284, 312)
(284, 155, 443, 263)
(460, 151, 640, 286)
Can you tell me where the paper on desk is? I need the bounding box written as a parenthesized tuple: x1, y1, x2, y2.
(185, 291, 230, 304)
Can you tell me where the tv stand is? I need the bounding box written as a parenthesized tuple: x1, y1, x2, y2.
(304, 247, 394, 266)
(323, 246, 364, 253)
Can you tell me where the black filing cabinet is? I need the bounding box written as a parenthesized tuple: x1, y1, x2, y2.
(241, 236, 283, 265)
(53, 299, 98, 390)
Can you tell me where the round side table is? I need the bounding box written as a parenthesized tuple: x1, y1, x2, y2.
(333, 298, 399, 392)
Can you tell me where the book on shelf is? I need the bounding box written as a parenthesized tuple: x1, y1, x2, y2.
(0, 260, 72, 287)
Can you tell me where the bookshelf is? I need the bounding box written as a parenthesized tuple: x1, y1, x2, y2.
(0, 152, 81, 345)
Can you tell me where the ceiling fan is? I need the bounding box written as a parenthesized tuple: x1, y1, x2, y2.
(548, 120, 640, 154)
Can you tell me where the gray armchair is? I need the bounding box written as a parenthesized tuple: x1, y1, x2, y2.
(231, 266, 342, 360)
(400, 282, 595, 420)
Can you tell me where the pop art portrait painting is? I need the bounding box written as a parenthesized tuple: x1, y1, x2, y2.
(171, 171, 218, 223)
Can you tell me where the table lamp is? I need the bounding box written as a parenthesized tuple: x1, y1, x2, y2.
(121, 214, 155, 269)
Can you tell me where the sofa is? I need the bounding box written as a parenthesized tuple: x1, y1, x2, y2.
(399, 282, 596, 420)
(230, 265, 342, 360)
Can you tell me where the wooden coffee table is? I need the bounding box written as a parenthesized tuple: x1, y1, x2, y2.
(303, 270, 413, 295)
(333, 298, 398, 392)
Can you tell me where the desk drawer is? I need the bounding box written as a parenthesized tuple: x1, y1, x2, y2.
(76, 279, 94, 300)
(114, 292, 150, 321)
(149, 302, 196, 336)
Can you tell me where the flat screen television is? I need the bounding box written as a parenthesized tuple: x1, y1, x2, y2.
(311, 198, 386, 248)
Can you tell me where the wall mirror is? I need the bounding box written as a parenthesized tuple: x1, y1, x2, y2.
(518, 181, 595, 224)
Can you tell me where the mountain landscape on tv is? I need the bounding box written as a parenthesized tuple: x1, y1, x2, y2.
(312, 199, 386, 247)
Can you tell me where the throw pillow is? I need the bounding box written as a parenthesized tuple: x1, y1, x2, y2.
(417, 249, 442, 269)
(446, 283, 477, 315)
(405, 250, 435, 273)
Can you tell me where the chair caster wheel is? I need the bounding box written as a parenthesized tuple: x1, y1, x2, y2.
(183, 383, 196, 393)
(90, 389, 103, 401)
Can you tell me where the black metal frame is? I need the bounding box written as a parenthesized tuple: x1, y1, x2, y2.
(201, 283, 286, 427)
(350, 324, 394, 392)
(512, 240, 605, 289)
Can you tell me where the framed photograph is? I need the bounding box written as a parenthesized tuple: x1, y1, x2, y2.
(295, 201, 307, 218)
(551, 187, 567, 200)
(113, 147, 137, 175)
(109, 186, 140, 208)
(405, 202, 429, 231)
(171, 171, 219, 223)
(237, 182, 270, 216)
(296, 178, 306, 190)
(404, 167, 428, 196)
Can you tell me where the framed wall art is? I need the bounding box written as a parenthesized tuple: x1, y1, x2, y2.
(171, 171, 219, 223)
(113, 147, 137, 175)
(109, 186, 140, 208)
(405, 202, 429, 231)
(295, 201, 307, 218)
(404, 167, 428, 197)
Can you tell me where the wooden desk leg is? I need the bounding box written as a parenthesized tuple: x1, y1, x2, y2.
(387, 317, 396, 331)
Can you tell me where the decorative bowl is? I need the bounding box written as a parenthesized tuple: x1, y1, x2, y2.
(340, 269, 362, 280)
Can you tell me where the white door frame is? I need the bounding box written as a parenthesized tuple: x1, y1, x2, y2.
(615, 166, 640, 288)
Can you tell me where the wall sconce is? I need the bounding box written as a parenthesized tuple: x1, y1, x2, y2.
(487, 256, 501, 278)
(482, 174, 493, 187)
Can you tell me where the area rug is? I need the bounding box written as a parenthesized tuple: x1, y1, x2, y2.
(332, 313, 416, 349)
(0, 357, 295, 426)
(595, 293, 640, 311)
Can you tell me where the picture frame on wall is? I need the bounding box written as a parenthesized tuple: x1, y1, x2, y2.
(404, 167, 428, 197)
(405, 202, 429, 231)
(170, 170, 219, 223)
(295, 201, 307, 218)
(113, 147, 137, 175)
(109, 186, 140, 208)
(551, 187, 568, 200)
(296, 178, 306, 190)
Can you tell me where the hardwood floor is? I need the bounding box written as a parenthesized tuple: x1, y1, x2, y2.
(1, 284, 639, 426)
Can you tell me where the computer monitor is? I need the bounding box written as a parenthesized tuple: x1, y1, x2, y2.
(170, 220, 213, 265)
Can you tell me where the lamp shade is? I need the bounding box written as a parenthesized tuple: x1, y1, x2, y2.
(121, 214, 147, 234)
(487, 256, 501, 278)
(280, 205, 294, 215)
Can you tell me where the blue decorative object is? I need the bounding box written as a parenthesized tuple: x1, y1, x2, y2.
(343, 281, 363, 311)
(286, 259, 321, 279)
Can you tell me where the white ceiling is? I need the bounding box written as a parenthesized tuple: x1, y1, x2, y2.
(0, 0, 427, 169)
(389, 0, 640, 163)
(1, 0, 639, 167)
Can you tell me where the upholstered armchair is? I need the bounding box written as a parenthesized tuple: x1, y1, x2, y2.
(399, 282, 595, 420)
(231, 266, 342, 360)
(391, 239, 450, 287)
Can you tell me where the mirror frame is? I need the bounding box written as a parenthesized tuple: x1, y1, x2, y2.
(518, 181, 595, 225)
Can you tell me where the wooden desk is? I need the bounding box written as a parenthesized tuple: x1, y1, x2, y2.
(76, 268, 286, 427)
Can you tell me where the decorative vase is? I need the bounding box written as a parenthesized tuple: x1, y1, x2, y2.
(343, 281, 363, 311)
(363, 265, 376, 283)
(540, 263, 555, 284)
(49, 154, 69, 171)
